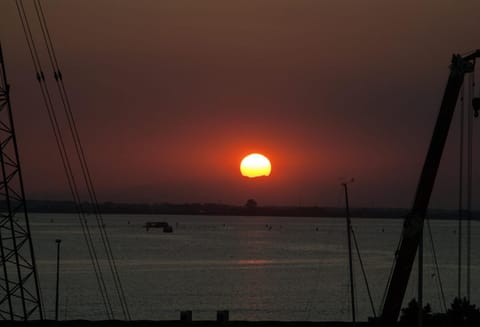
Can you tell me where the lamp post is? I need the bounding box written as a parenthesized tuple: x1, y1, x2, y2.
(342, 179, 355, 327)
(55, 239, 61, 320)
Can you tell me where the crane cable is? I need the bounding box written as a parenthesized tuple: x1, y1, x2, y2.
(15, 0, 114, 318)
(32, 0, 130, 319)
(425, 218, 447, 312)
(350, 227, 376, 317)
(466, 65, 475, 301)
(457, 85, 464, 299)
(15, 0, 114, 319)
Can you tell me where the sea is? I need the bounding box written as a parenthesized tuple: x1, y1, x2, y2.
(30, 213, 479, 321)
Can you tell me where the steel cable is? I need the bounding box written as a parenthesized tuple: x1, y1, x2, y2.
(466, 69, 474, 301)
(32, 0, 130, 318)
(351, 227, 376, 317)
(15, 0, 114, 318)
(425, 218, 447, 312)
(457, 86, 464, 299)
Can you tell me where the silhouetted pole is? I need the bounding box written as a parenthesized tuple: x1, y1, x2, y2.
(418, 226, 423, 327)
(342, 181, 355, 327)
(55, 239, 61, 320)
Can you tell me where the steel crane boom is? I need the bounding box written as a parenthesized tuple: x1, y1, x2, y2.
(380, 50, 480, 326)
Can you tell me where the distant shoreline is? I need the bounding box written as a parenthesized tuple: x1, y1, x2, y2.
(20, 200, 478, 220)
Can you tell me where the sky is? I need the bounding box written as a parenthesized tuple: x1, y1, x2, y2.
(1, 0, 480, 208)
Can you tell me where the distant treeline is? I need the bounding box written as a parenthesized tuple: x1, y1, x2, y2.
(3, 200, 475, 219)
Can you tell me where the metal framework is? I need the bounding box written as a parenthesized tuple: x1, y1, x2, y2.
(0, 44, 43, 320)
(380, 50, 480, 326)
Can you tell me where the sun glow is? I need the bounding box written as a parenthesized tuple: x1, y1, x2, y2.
(240, 153, 271, 178)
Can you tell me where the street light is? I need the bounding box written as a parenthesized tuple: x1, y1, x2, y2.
(55, 239, 61, 320)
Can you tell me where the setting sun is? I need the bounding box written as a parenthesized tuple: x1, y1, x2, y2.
(240, 153, 272, 178)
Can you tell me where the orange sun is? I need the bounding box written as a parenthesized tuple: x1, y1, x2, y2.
(240, 153, 271, 178)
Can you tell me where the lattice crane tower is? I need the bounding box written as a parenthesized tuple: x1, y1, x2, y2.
(0, 44, 43, 320)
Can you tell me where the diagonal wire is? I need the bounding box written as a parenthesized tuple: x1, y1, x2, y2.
(457, 85, 464, 299)
(15, 0, 114, 319)
(33, 0, 130, 318)
(425, 218, 447, 312)
(466, 67, 475, 301)
(351, 226, 376, 317)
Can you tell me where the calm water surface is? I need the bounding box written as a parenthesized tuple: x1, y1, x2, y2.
(31, 214, 480, 321)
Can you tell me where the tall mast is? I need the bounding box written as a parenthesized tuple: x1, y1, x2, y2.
(342, 181, 356, 327)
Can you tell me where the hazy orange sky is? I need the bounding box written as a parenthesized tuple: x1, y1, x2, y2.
(1, 1, 480, 208)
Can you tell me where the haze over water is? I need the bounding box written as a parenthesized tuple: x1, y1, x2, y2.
(33, 214, 479, 321)
(2, 1, 480, 209)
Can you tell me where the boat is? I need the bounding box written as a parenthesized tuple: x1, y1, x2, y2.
(144, 221, 173, 232)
